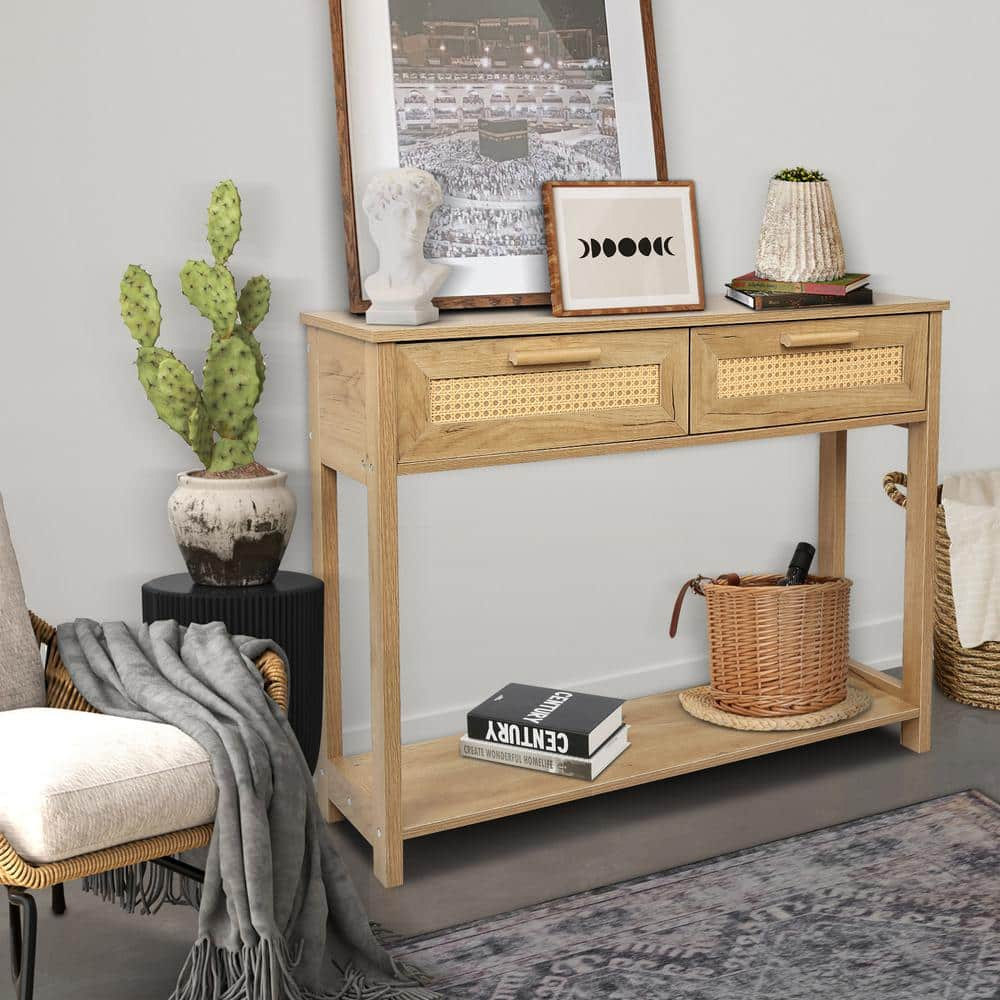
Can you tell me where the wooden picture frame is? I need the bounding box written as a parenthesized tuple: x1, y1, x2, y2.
(542, 180, 705, 317)
(328, 0, 668, 313)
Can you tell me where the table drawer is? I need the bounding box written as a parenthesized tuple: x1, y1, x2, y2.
(397, 331, 689, 464)
(691, 314, 928, 433)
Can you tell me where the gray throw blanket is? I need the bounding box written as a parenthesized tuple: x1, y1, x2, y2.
(56, 619, 437, 1000)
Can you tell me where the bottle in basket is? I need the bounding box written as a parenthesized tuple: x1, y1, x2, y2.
(777, 542, 816, 586)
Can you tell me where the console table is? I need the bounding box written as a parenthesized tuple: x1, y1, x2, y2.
(302, 293, 947, 888)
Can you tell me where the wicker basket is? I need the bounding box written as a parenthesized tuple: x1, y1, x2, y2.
(682, 574, 852, 717)
(883, 471, 1000, 710)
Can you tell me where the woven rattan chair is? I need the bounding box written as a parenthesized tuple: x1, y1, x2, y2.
(2, 612, 288, 1000)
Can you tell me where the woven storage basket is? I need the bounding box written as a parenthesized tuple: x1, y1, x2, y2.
(696, 574, 852, 717)
(884, 471, 1000, 710)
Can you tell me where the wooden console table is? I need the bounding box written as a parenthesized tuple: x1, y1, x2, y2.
(303, 293, 947, 888)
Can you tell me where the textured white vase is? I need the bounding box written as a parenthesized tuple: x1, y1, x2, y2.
(168, 470, 296, 586)
(755, 179, 846, 282)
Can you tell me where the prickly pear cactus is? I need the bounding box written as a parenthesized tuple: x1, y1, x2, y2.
(136, 345, 175, 392)
(180, 260, 238, 336)
(148, 357, 200, 437)
(207, 180, 242, 266)
(187, 400, 215, 469)
(120, 265, 161, 347)
(210, 437, 255, 471)
(119, 180, 271, 473)
(239, 415, 260, 453)
(237, 276, 271, 333)
(202, 334, 261, 440)
(233, 326, 266, 390)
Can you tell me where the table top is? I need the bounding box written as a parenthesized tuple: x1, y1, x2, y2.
(301, 292, 951, 345)
(143, 571, 322, 598)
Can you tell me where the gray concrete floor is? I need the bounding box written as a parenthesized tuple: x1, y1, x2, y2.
(4, 677, 998, 999)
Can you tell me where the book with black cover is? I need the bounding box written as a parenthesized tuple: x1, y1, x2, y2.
(460, 725, 631, 781)
(726, 284, 873, 311)
(467, 683, 624, 758)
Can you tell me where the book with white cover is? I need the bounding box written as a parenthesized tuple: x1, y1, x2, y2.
(459, 725, 630, 781)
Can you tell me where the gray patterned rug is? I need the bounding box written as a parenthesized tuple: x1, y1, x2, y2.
(389, 791, 1000, 999)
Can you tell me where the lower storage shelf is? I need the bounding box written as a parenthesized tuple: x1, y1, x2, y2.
(329, 665, 919, 844)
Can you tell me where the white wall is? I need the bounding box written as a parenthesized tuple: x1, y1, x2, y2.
(1, 1, 992, 754)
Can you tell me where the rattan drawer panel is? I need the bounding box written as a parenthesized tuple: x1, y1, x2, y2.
(716, 346, 904, 399)
(397, 332, 689, 463)
(428, 365, 662, 424)
(692, 314, 928, 433)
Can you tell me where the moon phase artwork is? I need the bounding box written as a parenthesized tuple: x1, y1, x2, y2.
(544, 181, 705, 317)
(579, 237, 676, 258)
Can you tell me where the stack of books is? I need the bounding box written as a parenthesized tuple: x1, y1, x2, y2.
(726, 272, 872, 311)
(460, 683, 630, 781)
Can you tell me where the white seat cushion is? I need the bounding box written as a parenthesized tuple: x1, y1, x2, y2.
(0, 708, 216, 864)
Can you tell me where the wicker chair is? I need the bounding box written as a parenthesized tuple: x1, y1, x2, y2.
(2, 612, 288, 1000)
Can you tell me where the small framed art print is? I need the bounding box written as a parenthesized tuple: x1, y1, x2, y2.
(542, 181, 705, 316)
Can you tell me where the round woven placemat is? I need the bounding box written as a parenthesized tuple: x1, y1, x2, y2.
(679, 684, 873, 731)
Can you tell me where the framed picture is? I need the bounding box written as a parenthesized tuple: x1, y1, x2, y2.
(329, 0, 667, 313)
(542, 181, 704, 316)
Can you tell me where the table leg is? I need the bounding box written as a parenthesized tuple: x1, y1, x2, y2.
(317, 465, 345, 823)
(309, 323, 346, 823)
(901, 314, 942, 752)
(818, 430, 848, 577)
(367, 344, 404, 887)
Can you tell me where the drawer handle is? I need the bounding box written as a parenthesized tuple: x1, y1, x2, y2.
(780, 331, 861, 349)
(508, 347, 602, 367)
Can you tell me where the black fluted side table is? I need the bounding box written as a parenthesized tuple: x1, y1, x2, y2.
(141, 572, 323, 771)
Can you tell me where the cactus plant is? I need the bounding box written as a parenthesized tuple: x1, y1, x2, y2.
(120, 180, 271, 472)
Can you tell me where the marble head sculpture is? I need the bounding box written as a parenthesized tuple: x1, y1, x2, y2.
(362, 168, 448, 326)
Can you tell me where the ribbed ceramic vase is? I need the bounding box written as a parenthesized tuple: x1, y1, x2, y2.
(755, 179, 846, 282)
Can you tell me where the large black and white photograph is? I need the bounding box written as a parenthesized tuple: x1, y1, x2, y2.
(389, 1, 624, 262)
(332, 0, 665, 309)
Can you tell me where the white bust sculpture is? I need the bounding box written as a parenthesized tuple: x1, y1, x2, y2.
(362, 168, 449, 326)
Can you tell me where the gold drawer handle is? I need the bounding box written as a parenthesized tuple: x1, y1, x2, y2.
(508, 347, 602, 367)
(780, 330, 861, 349)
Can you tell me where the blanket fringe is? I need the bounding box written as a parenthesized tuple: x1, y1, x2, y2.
(390, 960, 436, 990)
(83, 861, 201, 915)
(168, 937, 438, 1000)
(330, 965, 439, 1000)
(85, 868, 438, 998)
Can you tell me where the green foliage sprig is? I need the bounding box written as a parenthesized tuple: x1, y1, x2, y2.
(774, 167, 827, 182)
(119, 180, 271, 473)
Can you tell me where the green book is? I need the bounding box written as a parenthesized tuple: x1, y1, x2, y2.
(730, 272, 871, 296)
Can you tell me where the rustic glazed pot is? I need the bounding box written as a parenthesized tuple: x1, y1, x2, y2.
(755, 179, 846, 283)
(168, 470, 296, 587)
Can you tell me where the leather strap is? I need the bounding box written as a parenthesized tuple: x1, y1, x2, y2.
(669, 574, 741, 638)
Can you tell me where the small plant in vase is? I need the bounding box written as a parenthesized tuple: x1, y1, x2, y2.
(120, 180, 296, 586)
(756, 166, 846, 283)
(772, 167, 827, 183)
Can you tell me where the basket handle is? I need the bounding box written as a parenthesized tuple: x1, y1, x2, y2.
(669, 574, 740, 638)
(883, 471, 943, 510)
(883, 471, 909, 508)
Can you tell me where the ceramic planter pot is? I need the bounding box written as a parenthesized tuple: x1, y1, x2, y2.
(168, 470, 296, 587)
(755, 179, 846, 283)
